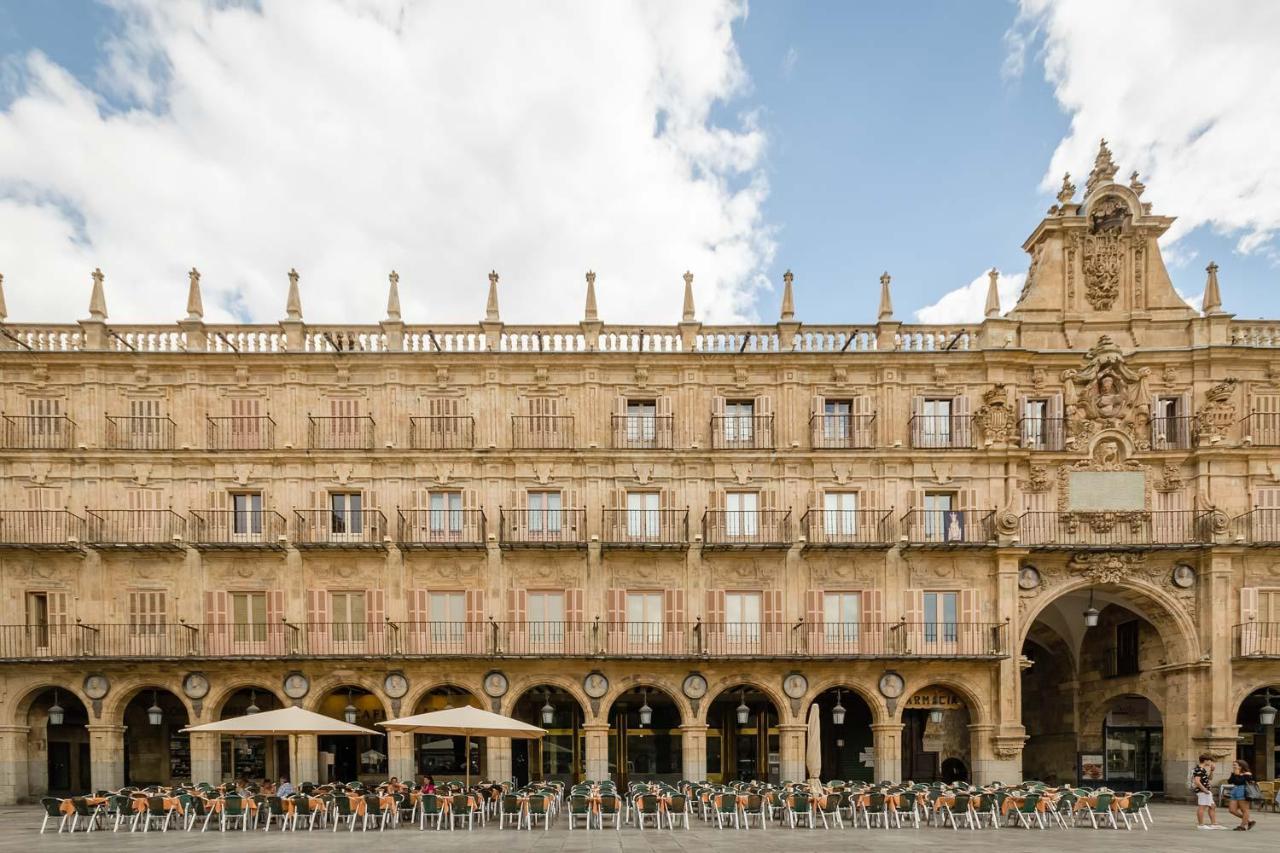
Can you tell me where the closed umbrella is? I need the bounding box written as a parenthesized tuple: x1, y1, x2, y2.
(379, 705, 546, 787)
(805, 702, 822, 788)
(183, 705, 380, 786)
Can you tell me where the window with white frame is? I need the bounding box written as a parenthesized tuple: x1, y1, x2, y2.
(330, 591, 367, 642)
(231, 591, 267, 642)
(724, 591, 762, 642)
(823, 492, 859, 537)
(527, 490, 562, 533)
(725, 491, 759, 536)
(922, 591, 958, 643)
(824, 591, 862, 642)
(626, 591, 663, 644)
(528, 590, 565, 643)
(626, 491, 660, 538)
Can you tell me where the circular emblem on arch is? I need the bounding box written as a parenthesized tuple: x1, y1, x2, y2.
(383, 671, 409, 699)
(182, 672, 210, 700)
(782, 672, 808, 700)
(582, 671, 609, 699)
(1171, 563, 1196, 589)
(482, 670, 509, 698)
(282, 671, 310, 700)
(83, 674, 110, 700)
(1018, 565, 1042, 591)
(878, 671, 905, 700)
(681, 673, 708, 700)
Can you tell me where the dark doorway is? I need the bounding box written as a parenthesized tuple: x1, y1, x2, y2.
(901, 710, 937, 781)
(48, 742, 71, 792)
(512, 740, 530, 788)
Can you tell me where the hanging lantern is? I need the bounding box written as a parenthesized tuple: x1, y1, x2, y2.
(48, 690, 65, 726)
(639, 690, 653, 727)
(736, 690, 750, 726)
(1082, 589, 1100, 628)
(1261, 691, 1278, 727)
(245, 690, 260, 716)
(540, 692, 555, 727)
(831, 690, 846, 726)
(344, 690, 358, 725)
(929, 708, 945, 725)
(147, 691, 163, 726)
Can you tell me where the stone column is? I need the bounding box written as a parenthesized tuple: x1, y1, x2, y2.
(295, 734, 318, 784)
(0, 725, 30, 804)
(680, 724, 707, 781)
(188, 732, 221, 785)
(871, 722, 903, 783)
(969, 723, 1020, 785)
(387, 731, 414, 781)
(86, 724, 126, 792)
(485, 737, 511, 783)
(582, 723, 610, 782)
(777, 723, 806, 782)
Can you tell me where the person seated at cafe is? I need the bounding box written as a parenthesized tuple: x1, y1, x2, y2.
(260, 778, 276, 796)
(420, 775, 436, 794)
(276, 777, 294, 797)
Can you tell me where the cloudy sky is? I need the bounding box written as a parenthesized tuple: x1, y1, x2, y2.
(0, 0, 1277, 325)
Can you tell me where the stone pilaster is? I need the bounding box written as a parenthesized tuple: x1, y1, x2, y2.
(680, 724, 707, 782)
(295, 734, 318, 785)
(188, 732, 221, 785)
(777, 723, 806, 782)
(0, 725, 30, 804)
(86, 724, 126, 792)
(485, 736, 511, 783)
(582, 723, 610, 782)
(387, 730, 414, 781)
(871, 722, 903, 783)
(969, 723, 1020, 786)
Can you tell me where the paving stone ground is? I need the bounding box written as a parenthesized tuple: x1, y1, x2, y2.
(2, 803, 1276, 852)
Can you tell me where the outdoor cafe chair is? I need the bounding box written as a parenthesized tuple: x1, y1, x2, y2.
(360, 794, 390, 831)
(131, 795, 174, 832)
(1011, 792, 1046, 829)
(635, 794, 664, 830)
(786, 793, 818, 829)
(598, 793, 623, 830)
(496, 794, 520, 829)
(1083, 792, 1117, 829)
(1118, 793, 1149, 830)
(284, 794, 319, 831)
(864, 791, 893, 828)
(331, 793, 359, 831)
(526, 793, 552, 830)
(818, 791, 844, 828)
(216, 795, 252, 832)
(1134, 789, 1157, 822)
(666, 793, 691, 829)
(939, 792, 974, 830)
(567, 794, 592, 830)
(105, 794, 134, 832)
(711, 793, 738, 829)
(38, 797, 70, 834)
(1047, 792, 1077, 828)
(739, 792, 767, 829)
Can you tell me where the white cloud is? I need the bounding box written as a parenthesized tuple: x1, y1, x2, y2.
(914, 269, 1025, 324)
(781, 46, 798, 78)
(0, 0, 773, 324)
(1011, 0, 1280, 255)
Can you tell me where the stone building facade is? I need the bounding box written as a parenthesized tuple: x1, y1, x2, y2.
(1, 142, 1279, 802)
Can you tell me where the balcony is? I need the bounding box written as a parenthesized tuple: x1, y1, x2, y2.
(710, 415, 774, 450)
(1018, 417, 1066, 451)
(3, 415, 76, 449)
(1240, 412, 1280, 446)
(293, 509, 387, 548)
(702, 510, 791, 548)
(802, 509, 895, 548)
(611, 415, 674, 450)
(1235, 509, 1280, 546)
(105, 415, 176, 450)
(395, 509, 487, 548)
(188, 510, 288, 549)
(908, 415, 975, 449)
(499, 508, 587, 547)
(809, 414, 876, 449)
(1235, 623, 1280, 658)
(85, 509, 186, 550)
(900, 509, 995, 547)
(409, 416, 474, 450)
(207, 416, 275, 450)
(511, 415, 574, 450)
(0, 510, 88, 550)
(600, 509, 689, 548)
(1019, 511, 1210, 550)
(1150, 415, 1195, 450)
(308, 415, 375, 450)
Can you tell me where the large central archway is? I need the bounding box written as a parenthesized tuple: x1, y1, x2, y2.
(705, 684, 781, 783)
(510, 684, 585, 786)
(606, 685, 682, 788)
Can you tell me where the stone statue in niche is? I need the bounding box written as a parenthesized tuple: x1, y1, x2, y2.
(1061, 335, 1151, 451)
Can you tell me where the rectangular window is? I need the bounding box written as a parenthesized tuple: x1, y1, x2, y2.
(822, 492, 859, 536)
(1153, 396, 1186, 449)
(1260, 590, 1280, 623)
(528, 591, 565, 644)
(823, 399, 851, 441)
(428, 491, 463, 534)
(922, 591, 958, 643)
(330, 591, 367, 643)
(128, 591, 167, 636)
(527, 491, 562, 533)
(625, 400, 657, 442)
(231, 492, 263, 536)
(1022, 398, 1049, 449)
(231, 591, 267, 643)
(26, 592, 50, 648)
(921, 398, 952, 447)
(724, 591, 762, 643)
(724, 400, 755, 443)
(27, 398, 65, 447)
(626, 491, 660, 538)
(330, 492, 362, 536)
(725, 492, 759, 536)
(823, 591, 862, 643)
(625, 591, 663, 645)
(428, 591, 464, 644)
(1115, 620, 1140, 675)
(923, 492, 955, 542)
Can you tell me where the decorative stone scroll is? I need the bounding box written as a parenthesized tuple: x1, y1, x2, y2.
(1067, 552, 1147, 585)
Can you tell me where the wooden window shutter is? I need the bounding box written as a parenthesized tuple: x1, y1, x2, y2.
(605, 588, 624, 623)
(852, 394, 874, 446)
(910, 395, 924, 446)
(952, 394, 971, 447)
(567, 588, 585, 624)
(663, 589, 686, 624)
(712, 395, 726, 416)
(465, 590, 484, 622)
(864, 588, 884, 654)
(508, 589, 528, 622)
(267, 590, 284, 646)
(408, 588, 427, 624)
(368, 588, 385, 652)
(1241, 587, 1260, 654)
(805, 590, 824, 625)
(864, 589, 883, 623)
(656, 396, 673, 417)
(755, 395, 773, 416)
(811, 394, 825, 446)
(306, 589, 329, 653)
(704, 589, 725, 624)
(48, 591, 69, 626)
(1017, 394, 1030, 445)
(205, 590, 229, 647)
(904, 588, 925, 653)
(959, 588, 981, 653)
(1251, 394, 1280, 445)
(1047, 393, 1064, 448)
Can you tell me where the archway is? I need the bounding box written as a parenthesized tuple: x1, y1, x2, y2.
(901, 684, 971, 783)
(1235, 686, 1280, 780)
(706, 685, 780, 783)
(606, 685, 682, 788)
(412, 685, 483, 783)
(123, 687, 190, 786)
(218, 687, 283, 783)
(24, 687, 90, 797)
(810, 687, 875, 783)
(510, 685, 584, 786)
(1020, 583, 1172, 789)
(315, 686, 387, 783)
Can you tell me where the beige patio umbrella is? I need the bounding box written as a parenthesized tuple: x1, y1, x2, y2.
(805, 702, 823, 790)
(183, 705, 380, 786)
(379, 705, 546, 787)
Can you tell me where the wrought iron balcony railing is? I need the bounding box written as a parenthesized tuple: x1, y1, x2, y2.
(85, 509, 187, 547)
(2, 414, 76, 449)
(1235, 508, 1280, 545)
(710, 415, 774, 450)
(1236, 622, 1280, 658)
(307, 415, 375, 450)
(499, 508, 587, 546)
(900, 509, 995, 546)
(702, 510, 791, 547)
(1017, 416, 1066, 451)
(1241, 412, 1280, 447)
(809, 414, 876, 449)
(1019, 510, 1211, 549)
(802, 509, 895, 547)
(0, 510, 88, 547)
(1150, 415, 1196, 450)
(105, 415, 176, 450)
(396, 509, 486, 547)
(600, 509, 689, 546)
(610, 415, 674, 450)
(207, 415, 275, 450)
(908, 415, 975, 449)
(293, 509, 387, 546)
(408, 416, 474, 450)
(511, 415, 575, 449)
(188, 509, 288, 548)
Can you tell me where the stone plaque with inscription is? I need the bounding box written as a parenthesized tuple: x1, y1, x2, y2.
(1068, 471, 1144, 511)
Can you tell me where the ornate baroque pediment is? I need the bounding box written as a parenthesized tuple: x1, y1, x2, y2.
(1067, 552, 1146, 585)
(1061, 335, 1152, 451)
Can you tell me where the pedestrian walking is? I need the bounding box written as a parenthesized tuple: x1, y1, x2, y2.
(1226, 759, 1256, 831)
